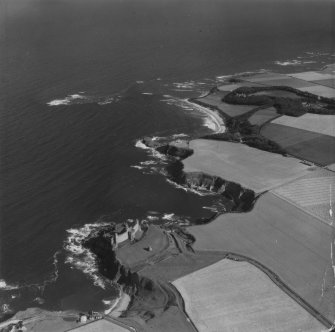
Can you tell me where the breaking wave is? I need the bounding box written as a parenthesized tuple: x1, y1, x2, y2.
(161, 95, 220, 133)
(0, 280, 18, 291)
(64, 222, 111, 289)
(47, 92, 122, 107)
(165, 178, 210, 197)
(47, 93, 87, 106)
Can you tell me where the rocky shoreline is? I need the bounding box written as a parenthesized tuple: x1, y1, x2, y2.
(141, 136, 257, 216)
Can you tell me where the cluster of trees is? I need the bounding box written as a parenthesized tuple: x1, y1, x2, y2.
(223, 87, 307, 117)
(242, 136, 286, 155)
(202, 114, 285, 155)
(223, 85, 335, 116)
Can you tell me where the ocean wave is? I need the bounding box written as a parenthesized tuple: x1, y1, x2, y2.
(64, 222, 110, 289)
(130, 165, 144, 170)
(161, 96, 221, 133)
(171, 133, 188, 139)
(275, 60, 303, 66)
(0, 280, 18, 291)
(162, 213, 175, 220)
(165, 178, 209, 197)
(203, 117, 218, 131)
(134, 139, 167, 161)
(47, 93, 121, 107)
(202, 206, 219, 213)
(275, 59, 319, 66)
(147, 215, 159, 221)
(47, 93, 87, 106)
(216, 69, 268, 81)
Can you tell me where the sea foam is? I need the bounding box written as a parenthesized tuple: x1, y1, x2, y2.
(47, 94, 86, 106)
(64, 222, 110, 289)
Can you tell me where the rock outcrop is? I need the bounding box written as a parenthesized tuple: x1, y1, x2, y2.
(141, 137, 193, 159)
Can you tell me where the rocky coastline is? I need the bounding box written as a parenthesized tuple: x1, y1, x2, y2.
(141, 136, 257, 215)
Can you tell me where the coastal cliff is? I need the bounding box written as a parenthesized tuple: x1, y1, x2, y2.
(142, 137, 256, 214)
(83, 225, 195, 330)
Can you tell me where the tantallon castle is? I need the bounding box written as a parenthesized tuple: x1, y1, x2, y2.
(110, 219, 143, 249)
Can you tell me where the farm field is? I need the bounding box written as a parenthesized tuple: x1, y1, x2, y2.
(248, 107, 279, 126)
(272, 168, 335, 226)
(314, 78, 335, 88)
(217, 81, 262, 92)
(195, 97, 253, 118)
(298, 85, 335, 98)
(241, 72, 289, 82)
(69, 319, 128, 332)
(183, 139, 311, 193)
(173, 259, 326, 332)
(288, 71, 335, 82)
(272, 114, 335, 137)
(196, 91, 229, 106)
(327, 163, 335, 172)
(261, 123, 335, 166)
(244, 73, 317, 89)
(188, 192, 335, 324)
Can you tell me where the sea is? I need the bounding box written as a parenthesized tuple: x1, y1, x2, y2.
(0, 0, 334, 319)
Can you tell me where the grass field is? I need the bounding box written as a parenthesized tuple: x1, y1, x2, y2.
(217, 81, 262, 92)
(313, 78, 335, 88)
(243, 73, 317, 89)
(242, 72, 289, 82)
(272, 114, 335, 137)
(117, 225, 170, 269)
(298, 85, 335, 98)
(261, 123, 335, 165)
(173, 259, 326, 332)
(288, 71, 335, 82)
(69, 319, 128, 332)
(195, 95, 254, 118)
(183, 139, 311, 193)
(248, 107, 279, 126)
(188, 192, 335, 324)
(271, 168, 335, 226)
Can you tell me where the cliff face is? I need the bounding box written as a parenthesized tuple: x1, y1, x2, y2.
(83, 226, 139, 295)
(83, 227, 185, 322)
(142, 136, 256, 214)
(183, 172, 255, 212)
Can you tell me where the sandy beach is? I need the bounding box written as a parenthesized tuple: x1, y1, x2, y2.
(185, 99, 226, 133)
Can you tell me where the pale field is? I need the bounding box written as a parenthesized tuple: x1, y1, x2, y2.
(314, 78, 335, 88)
(243, 73, 317, 89)
(298, 85, 335, 98)
(195, 95, 253, 117)
(248, 107, 279, 126)
(242, 72, 289, 82)
(326, 163, 335, 172)
(272, 168, 335, 226)
(69, 319, 128, 332)
(217, 83, 246, 91)
(288, 71, 335, 82)
(188, 192, 335, 323)
(173, 259, 326, 332)
(183, 139, 311, 193)
(272, 114, 335, 137)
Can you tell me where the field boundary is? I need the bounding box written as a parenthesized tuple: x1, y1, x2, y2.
(270, 191, 335, 229)
(190, 251, 333, 329)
